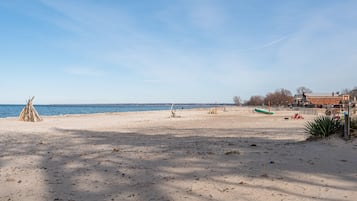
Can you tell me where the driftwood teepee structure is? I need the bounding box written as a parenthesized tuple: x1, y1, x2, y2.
(19, 96, 42, 122)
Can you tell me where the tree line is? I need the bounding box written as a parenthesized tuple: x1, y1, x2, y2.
(233, 86, 357, 107)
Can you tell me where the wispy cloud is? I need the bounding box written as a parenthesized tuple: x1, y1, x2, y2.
(258, 35, 289, 49)
(64, 67, 105, 77)
(39, 0, 135, 40)
(240, 35, 290, 52)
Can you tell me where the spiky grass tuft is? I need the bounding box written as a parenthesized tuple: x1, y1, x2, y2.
(305, 116, 341, 138)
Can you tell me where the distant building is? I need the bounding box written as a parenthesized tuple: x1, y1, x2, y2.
(293, 94, 304, 106)
(293, 92, 349, 107)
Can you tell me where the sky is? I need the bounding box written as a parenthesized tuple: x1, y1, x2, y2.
(1, 0, 357, 104)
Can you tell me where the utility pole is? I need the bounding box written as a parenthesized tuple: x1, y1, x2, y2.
(343, 95, 350, 139)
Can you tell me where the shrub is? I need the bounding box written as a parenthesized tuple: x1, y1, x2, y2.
(305, 116, 341, 138)
(351, 117, 357, 129)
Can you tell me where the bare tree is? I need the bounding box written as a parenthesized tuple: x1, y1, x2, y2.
(351, 87, 357, 100)
(245, 95, 265, 106)
(265, 88, 293, 106)
(296, 86, 312, 94)
(233, 96, 242, 106)
(340, 88, 351, 95)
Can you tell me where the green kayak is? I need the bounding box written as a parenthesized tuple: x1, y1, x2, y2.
(254, 108, 274, 115)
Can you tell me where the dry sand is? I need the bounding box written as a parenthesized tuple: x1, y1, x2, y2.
(0, 107, 356, 201)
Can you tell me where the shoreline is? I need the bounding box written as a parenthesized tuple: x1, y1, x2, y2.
(0, 105, 329, 120)
(0, 104, 227, 119)
(0, 106, 213, 120)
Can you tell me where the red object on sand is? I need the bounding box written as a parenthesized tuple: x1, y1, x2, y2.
(291, 113, 304, 120)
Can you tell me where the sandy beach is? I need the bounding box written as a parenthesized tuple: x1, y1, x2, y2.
(0, 107, 356, 201)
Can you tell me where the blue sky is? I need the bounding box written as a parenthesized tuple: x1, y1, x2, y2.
(1, 0, 357, 104)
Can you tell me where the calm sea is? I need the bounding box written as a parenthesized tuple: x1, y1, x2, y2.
(0, 104, 221, 118)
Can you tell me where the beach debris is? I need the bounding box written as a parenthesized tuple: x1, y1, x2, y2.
(224, 150, 240, 155)
(216, 187, 234, 192)
(38, 140, 48, 145)
(208, 107, 217, 114)
(260, 173, 269, 178)
(171, 110, 176, 117)
(250, 144, 257, 147)
(127, 194, 135, 198)
(19, 96, 42, 122)
(170, 103, 181, 118)
(291, 113, 304, 120)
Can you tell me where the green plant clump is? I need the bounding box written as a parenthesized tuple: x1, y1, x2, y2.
(305, 116, 341, 138)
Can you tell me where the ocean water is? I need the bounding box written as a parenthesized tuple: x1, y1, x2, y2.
(0, 104, 220, 118)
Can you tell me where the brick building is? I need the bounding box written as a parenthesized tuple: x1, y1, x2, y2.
(294, 93, 349, 107)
